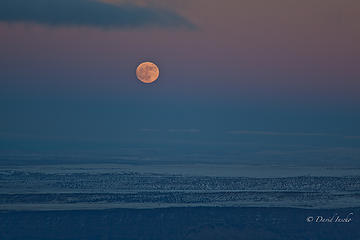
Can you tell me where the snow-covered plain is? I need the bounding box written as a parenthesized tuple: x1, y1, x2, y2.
(0, 163, 359, 210)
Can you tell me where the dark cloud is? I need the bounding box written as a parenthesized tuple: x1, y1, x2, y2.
(0, 0, 195, 29)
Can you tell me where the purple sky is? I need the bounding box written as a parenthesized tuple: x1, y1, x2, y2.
(1, 0, 359, 102)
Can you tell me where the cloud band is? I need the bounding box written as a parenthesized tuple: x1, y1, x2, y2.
(0, 0, 195, 29)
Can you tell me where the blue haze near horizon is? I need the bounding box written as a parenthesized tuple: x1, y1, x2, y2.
(0, 93, 359, 167)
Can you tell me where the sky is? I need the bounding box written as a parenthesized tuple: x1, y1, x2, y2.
(0, 0, 359, 166)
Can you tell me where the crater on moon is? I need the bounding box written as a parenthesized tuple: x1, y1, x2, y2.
(136, 62, 159, 84)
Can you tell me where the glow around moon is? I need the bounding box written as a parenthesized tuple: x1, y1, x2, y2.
(136, 62, 159, 84)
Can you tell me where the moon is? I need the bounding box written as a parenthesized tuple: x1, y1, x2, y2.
(136, 62, 159, 84)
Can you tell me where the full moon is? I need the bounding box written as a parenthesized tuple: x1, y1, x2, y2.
(136, 62, 159, 84)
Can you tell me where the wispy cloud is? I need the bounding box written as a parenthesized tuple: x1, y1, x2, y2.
(138, 128, 160, 132)
(138, 128, 200, 133)
(228, 130, 336, 137)
(168, 129, 200, 133)
(0, 0, 195, 29)
(344, 135, 360, 139)
(228, 130, 360, 140)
